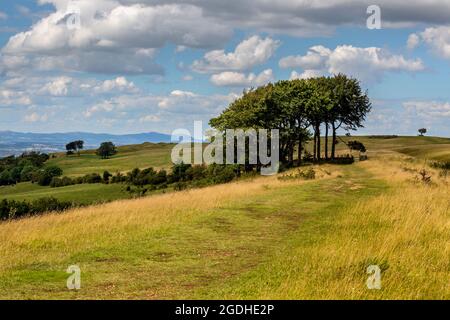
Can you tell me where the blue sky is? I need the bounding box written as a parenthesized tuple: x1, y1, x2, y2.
(1, 0, 450, 136)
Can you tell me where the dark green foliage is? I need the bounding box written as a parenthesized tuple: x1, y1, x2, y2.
(328, 155, 355, 165)
(206, 164, 236, 184)
(173, 182, 188, 191)
(36, 165, 63, 186)
(430, 161, 450, 170)
(103, 170, 112, 183)
(0, 197, 72, 220)
(186, 165, 207, 181)
(169, 162, 192, 182)
(418, 128, 427, 136)
(111, 172, 126, 183)
(66, 140, 84, 155)
(210, 74, 371, 166)
(50, 176, 75, 188)
(0, 170, 14, 185)
(347, 140, 367, 153)
(0, 152, 50, 186)
(96, 141, 117, 159)
(82, 173, 102, 184)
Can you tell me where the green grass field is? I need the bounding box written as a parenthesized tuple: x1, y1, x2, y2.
(0, 182, 129, 205)
(0, 136, 449, 299)
(46, 142, 174, 177)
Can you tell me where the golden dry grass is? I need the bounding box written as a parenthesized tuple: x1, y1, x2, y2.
(211, 158, 449, 299)
(0, 166, 338, 274)
(0, 153, 448, 299)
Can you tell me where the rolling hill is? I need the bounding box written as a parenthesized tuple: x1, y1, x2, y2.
(1, 136, 450, 206)
(0, 131, 172, 157)
(0, 136, 448, 299)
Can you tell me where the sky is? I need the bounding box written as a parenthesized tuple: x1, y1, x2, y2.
(1, 0, 450, 137)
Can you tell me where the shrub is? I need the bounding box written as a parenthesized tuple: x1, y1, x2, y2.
(298, 167, 316, 180)
(111, 172, 126, 183)
(0, 197, 73, 220)
(329, 155, 354, 165)
(82, 173, 102, 184)
(170, 162, 192, 182)
(0, 170, 14, 186)
(103, 171, 112, 184)
(173, 181, 188, 191)
(279, 167, 316, 180)
(20, 165, 36, 182)
(37, 165, 63, 186)
(207, 164, 236, 184)
(50, 176, 75, 188)
(151, 170, 168, 185)
(430, 161, 450, 170)
(30, 197, 72, 214)
(186, 165, 207, 181)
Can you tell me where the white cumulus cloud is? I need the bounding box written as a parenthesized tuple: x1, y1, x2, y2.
(210, 69, 274, 87)
(280, 45, 425, 83)
(192, 36, 280, 73)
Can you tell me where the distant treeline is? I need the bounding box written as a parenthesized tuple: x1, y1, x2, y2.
(0, 197, 73, 221)
(50, 162, 238, 191)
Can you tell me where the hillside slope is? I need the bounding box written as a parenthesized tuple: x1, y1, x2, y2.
(0, 155, 448, 299)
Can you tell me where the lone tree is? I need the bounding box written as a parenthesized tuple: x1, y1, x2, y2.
(66, 140, 84, 156)
(96, 142, 117, 159)
(418, 128, 427, 136)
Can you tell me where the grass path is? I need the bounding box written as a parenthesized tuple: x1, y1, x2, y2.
(1, 160, 448, 299)
(0, 164, 387, 299)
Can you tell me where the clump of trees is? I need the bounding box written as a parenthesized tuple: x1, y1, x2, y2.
(66, 140, 84, 156)
(210, 74, 371, 168)
(97, 142, 117, 159)
(0, 152, 62, 186)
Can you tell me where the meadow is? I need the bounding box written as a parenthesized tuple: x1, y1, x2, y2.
(0, 136, 448, 299)
(46, 142, 174, 177)
(2, 135, 450, 205)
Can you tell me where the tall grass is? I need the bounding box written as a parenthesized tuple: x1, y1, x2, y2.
(212, 159, 449, 299)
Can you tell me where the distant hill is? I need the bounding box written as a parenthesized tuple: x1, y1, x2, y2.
(0, 131, 172, 157)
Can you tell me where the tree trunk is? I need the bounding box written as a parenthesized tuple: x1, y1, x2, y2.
(331, 122, 336, 159)
(313, 129, 317, 161)
(325, 122, 329, 160)
(316, 124, 321, 162)
(297, 136, 302, 166)
(288, 142, 294, 166)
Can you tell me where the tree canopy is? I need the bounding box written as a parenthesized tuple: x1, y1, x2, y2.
(96, 142, 117, 159)
(210, 74, 371, 167)
(66, 140, 84, 155)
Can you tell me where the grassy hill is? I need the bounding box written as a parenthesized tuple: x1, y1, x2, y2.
(2, 136, 450, 205)
(46, 142, 174, 177)
(0, 136, 449, 299)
